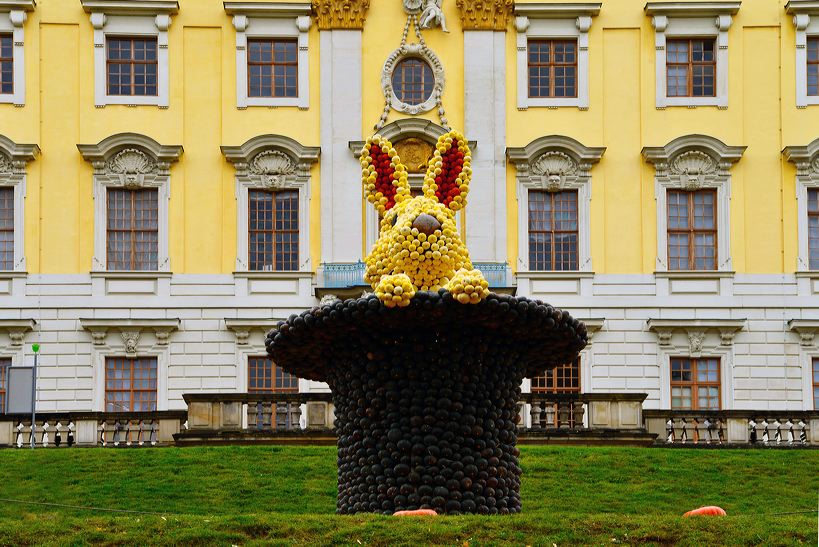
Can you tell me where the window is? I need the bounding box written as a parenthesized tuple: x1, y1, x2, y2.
(814, 358, 819, 410)
(671, 357, 720, 410)
(248, 189, 298, 271)
(527, 40, 577, 98)
(531, 358, 581, 393)
(0, 187, 12, 270)
(809, 189, 819, 270)
(106, 37, 158, 96)
(248, 356, 298, 393)
(392, 58, 434, 107)
(808, 38, 819, 97)
(528, 190, 578, 271)
(247, 39, 297, 98)
(667, 190, 717, 270)
(0, 34, 11, 94)
(0, 358, 9, 411)
(666, 38, 715, 98)
(105, 357, 157, 412)
(106, 188, 159, 271)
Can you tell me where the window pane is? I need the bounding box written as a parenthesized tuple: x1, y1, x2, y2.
(105, 357, 157, 412)
(392, 57, 434, 106)
(529, 190, 578, 271)
(107, 189, 159, 270)
(528, 40, 577, 98)
(247, 39, 298, 98)
(106, 37, 158, 97)
(0, 187, 13, 270)
(0, 34, 12, 94)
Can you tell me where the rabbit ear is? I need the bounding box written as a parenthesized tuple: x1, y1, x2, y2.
(422, 131, 472, 211)
(361, 135, 411, 215)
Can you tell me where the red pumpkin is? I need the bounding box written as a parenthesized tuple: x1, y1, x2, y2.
(683, 506, 727, 517)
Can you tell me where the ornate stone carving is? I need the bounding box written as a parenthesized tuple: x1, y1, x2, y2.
(656, 329, 674, 347)
(687, 330, 706, 357)
(455, 0, 513, 31)
(419, 0, 448, 32)
(811, 157, 819, 174)
(312, 0, 370, 30)
(382, 43, 445, 115)
(0, 154, 12, 174)
(106, 149, 157, 188)
(532, 151, 578, 192)
(670, 151, 717, 190)
(8, 331, 26, 348)
(121, 331, 141, 355)
(394, 138, 434, 173)
(403, 0, 423, 13)
(249, 150, 294, 188)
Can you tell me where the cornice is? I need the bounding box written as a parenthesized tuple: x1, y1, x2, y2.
(507, 135, 606, 166)
(0, 319, 36, 347)
(455, 0, 514, 31)
(311, 0, 369, 30)
(642, 134, 745, 166)
(513, 3, 602, 18)
(221, 134, 320, 167)
(785, 1, 819, 15)
(644, 2, 741, 17)
(0, 0, 35, 12)
(78, 133, 183, 165)
(80, 0, 179, 16)
(224, 2, 311, 18)
(79, 318, 180, 330)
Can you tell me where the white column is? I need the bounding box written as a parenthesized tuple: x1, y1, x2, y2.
(464, 31, 507, 263)
(319, 30, 363, 263)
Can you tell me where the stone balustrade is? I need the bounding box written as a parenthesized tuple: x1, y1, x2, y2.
(644, 410, 819, 446)
(0, 411, 187, 448)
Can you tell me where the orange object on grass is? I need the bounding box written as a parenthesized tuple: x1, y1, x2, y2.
(393, 509, 438, 517)
(683, 506, 727, 517)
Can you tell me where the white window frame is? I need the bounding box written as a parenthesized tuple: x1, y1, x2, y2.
(643, 135, 745, 272)
(225, 2, 311, 109)
(787, 2, 819, 107)
(513, 3, 601, 110)
(645, 2, 740, 109)
(82, 0, 178, 108)
(507, 135, 605, 273)
(0, 1, 34, 106)
(0, 135, 38, 272)
(78, 133, 183, 273)
(222, 135, 320, 273)
(784, 139, 819, 270)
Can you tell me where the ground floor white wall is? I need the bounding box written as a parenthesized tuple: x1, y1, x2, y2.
(1, 271, 817, 412)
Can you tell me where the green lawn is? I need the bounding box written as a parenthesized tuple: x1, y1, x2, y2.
(0, 446, 816, 545)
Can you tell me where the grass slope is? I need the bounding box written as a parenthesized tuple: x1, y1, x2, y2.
(0, 446, 816, 545)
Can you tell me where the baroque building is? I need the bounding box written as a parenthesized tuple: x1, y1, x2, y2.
(1, 0, 819, 414)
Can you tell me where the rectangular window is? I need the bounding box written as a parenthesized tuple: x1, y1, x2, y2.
(666, 38, 716, 98)
(105, 357, 157, 412)
(0, 34, 12, 95)
(0, 358, 9, 412)
(808, 38, 819, 97)
(813, 358, 819, 411)
(0, 187, 13, 270)
(527, 39, 578, 98)
(528, 190, 578, 271)
(106, 37, 158, 97)
(531, 358, 581, 393)
(247, 39, 298, 98)
(248, 356, 298, 393)
(667, 189, 717, 270)
(107, 188, 159, 271)
(248, 189, 298, 271)
(809, 189, 819, 270)
(671, 357, 720, 410)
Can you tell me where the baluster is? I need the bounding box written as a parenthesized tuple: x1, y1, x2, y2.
(760, 419, 769, 445)
(276, 402, 287, 430)
(150, 421, 158, 446)
(255, 401, 264, 431)
(784, 419, 794, 445)
(679, 418, 689, 444)
(113, 421, 122, 447)
(772, 419, 782, 445)
(16, 422, 23, 448)
(716, 419, 725, 444)
(572, 401, 585, 429)
(557, 402, 570, 429)
(41, 422, 50, 448)
(665, 418, 674, 443)
(292, 402, 303, 431)
(28, 422, 35, 448)
(54, 422, 63, 447)
(797, 419, 808, 445)
(67, 422, 75, 447)
(99, 421, 107, 447)
(702, 418, 713, 444)
(515, 402, 524, 429)
(529, 401, 542, 430)
(748, 419, 758, 444)
(137, 420, 145, 446)
(544, 401, 556, 428)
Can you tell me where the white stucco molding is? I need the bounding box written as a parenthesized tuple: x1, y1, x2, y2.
(575, 317, 604, 344)
(647, 318, 746, 349)
(784, 138, 819, 271)
(0, 134, 39, 271)
(225, 2, 311, 109)
(349, 119, 475, 252)
(788, 319, 819, 347)
(224, 318, 280, 346)
(81, 0, 178, 108)
(0, 318, 35, 348)
(507, 135, 605, 272)
(645, 2, 740, 109)
(786, 2, 819, 107)
(0, 0, 35, 106)
(382, 42, 445, 115)
(513, 3, 601, 110)
(78, 133, 183, 273)
(643, 134, 745, 272)
(80, 318, 180, 349)
(221, 134, 320, 272)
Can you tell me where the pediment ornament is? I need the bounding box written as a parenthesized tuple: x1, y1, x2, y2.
(811, 157, 819, 174)
(532, 151, 578, 191)
(670, 151, 716, 190)
(0, 154, 12, 174)
(249, 150, 295, 188)
(106, 149, 157, 188)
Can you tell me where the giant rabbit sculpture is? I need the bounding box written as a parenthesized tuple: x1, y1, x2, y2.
(360, 130, 489, 307)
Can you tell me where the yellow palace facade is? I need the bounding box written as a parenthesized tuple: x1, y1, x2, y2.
(1, 0, 819, 414)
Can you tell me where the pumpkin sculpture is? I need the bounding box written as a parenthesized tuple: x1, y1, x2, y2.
(360, 131, 489, 307)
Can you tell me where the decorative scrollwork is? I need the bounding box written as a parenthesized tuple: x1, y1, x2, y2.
(249, 150, 295, 189)
(106, 149, 157, 188)
(811, 156, 819, 174)
(403, 0, 423, 14)
(312, 0, 370, 30)
(0, 154, 12, 174)
(382, 43, 445, 115)
(455, 0, 513, 30)
(670, 151, 716, 190)
(532, 152, 578, 191)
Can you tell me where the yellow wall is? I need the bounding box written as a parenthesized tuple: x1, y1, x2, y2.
(2, 0, 813, 275)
